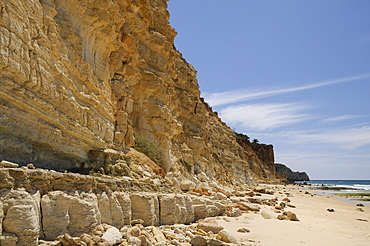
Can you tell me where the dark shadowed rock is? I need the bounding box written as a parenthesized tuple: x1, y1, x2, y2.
(274, 163, 310, 182)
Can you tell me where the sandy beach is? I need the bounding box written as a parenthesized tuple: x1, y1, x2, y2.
(216, 185, 370, 246)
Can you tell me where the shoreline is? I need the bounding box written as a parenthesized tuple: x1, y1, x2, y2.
(310, 189, 370, 206)
(217, 184, 370, 246)
(293, 183, 370, 206)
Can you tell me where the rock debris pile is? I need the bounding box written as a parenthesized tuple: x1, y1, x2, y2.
(0, 162, 298, 246)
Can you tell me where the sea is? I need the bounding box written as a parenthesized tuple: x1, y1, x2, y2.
(295, 180, 370, 205)
(297, 180, 370, 191)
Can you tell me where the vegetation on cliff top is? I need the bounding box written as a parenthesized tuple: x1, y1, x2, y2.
(234, 131, 270, 146)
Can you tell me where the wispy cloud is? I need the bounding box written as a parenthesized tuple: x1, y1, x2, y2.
(257, 124, 370, 150)
(204, 73, 370, 106)
(321, 114, 359, 123)
(290, 124, 370, 149)
(219, 102, 313, 131)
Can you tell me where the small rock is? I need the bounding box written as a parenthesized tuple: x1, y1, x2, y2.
(287, 203, 296, 208)
(226, 207, 242, 217)
(253, 187, 266, 194)
(357, 218, 368, 222)
(261, 210, 274, 219)
(137, 235, 152, 246)
(38, 240, 62, 246)
(128, 236, 142, 246)
(27, 163, 36, 169)
(58, 233, 79, 246)
(152, 227, 166, 242)
(162, 229, 177, 239)
(197, 218, 224, 233)
(216, 192, 228, 201)
(245, 191, 255, 197)
(179, 180, 195, 191)
(80, 234, 93, 245)
(171, 239, 181, 246)
(356, 208, 364, 212)
(222, 217, 231, 222)
(237, 228, 250, 233)
(215, 188, 232, 198)
(140, 228, 157, 245)
(190, 235, 207, 246)
(174, 228, 185, 236)
(197, 172, 209, 182)
(195, 229, 208, 237)
(94, 230, 104, 236)
(192, 188, 212, 196)
(356, 203, 364, 207)
(206, 238, 224, 246)
(128, 226, 141, 237)
(101, 226, 122, 245)
(327, 208, 335, 212)
(277, 211, 299, 221)
(185, 230, 195, 239)
(0, 160, 19, 168)
(277, 214, 287, 220)
(237, 202, 260, 212)
(131, 219, 144, 225)
(216, 229, 237, 244)
(248, 197, 262, 204)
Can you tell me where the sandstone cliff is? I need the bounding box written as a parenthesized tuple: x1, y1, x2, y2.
(0, 0, 279, 184)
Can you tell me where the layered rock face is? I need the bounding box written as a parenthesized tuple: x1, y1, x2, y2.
(0, 0, 278, 183)
(236, 139, 276, 179)
(0, 167, 228, 244)
(274, 163, 310, 182)
(250, 144, 274, 166)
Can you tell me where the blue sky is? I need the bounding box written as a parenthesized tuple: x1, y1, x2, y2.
(168, 0, 370, 180)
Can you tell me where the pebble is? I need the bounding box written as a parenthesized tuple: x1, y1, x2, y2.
(131, 219, 144, 225)
(190, 235, 207, 246)
(237, 228, 250, 233)
(27, 163, 36, 169)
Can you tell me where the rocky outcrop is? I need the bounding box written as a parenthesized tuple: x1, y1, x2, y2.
(274, 163, 310, 182)
(237, 139, 276, 179)
(0, 166, 233, 244)
(250, 144, 275, 166)
(0, 0, 280, 184)
(0, 165, 298, 245)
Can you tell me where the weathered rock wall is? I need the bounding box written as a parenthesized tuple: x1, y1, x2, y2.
(0, 167, 228, 245)
(0, 0, 278, 183)
(250, 144, 275, 166)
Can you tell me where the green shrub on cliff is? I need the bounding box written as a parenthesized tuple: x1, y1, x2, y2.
(235, 132, 250, 141)
(134, 133, 164, 167)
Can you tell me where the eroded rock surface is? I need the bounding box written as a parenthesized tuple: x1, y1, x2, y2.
(0, 0, 279, 185)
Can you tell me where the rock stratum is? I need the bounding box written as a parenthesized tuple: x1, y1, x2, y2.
(0, 0, 278, 183)
(0, 164, 295, 245)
